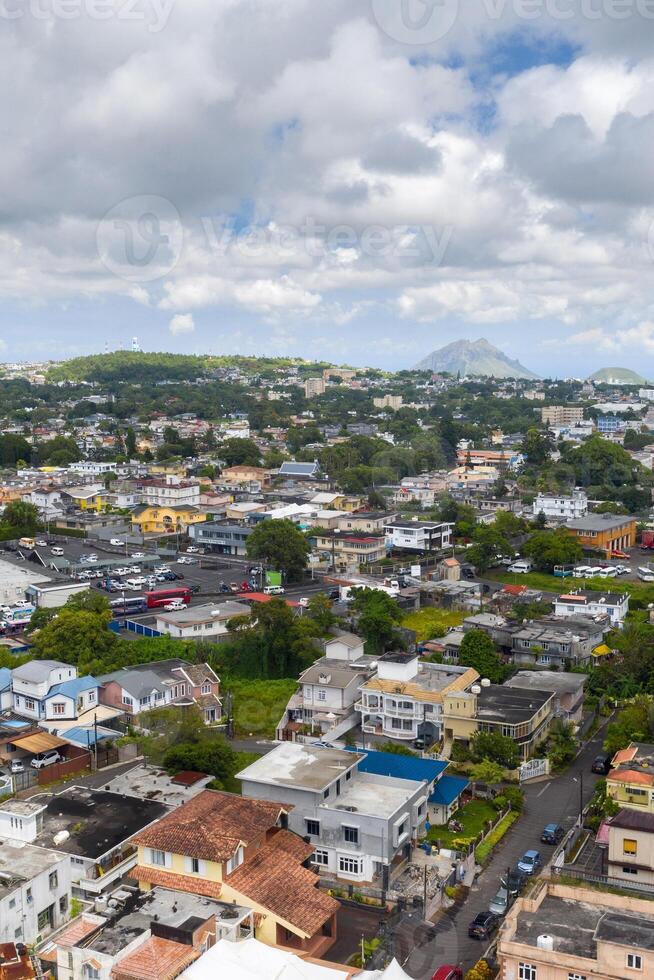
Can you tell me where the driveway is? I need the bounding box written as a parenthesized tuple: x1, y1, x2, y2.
(391, 728, 607, 978)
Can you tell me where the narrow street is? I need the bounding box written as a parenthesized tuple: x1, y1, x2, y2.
(392, 729, 606, 978)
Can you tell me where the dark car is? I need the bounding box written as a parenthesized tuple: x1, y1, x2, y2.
(503, 869, 526, 898)
(541, 823, 565, 845)
(592, 753, 612, 775)
(327, 588, 340, 600)
(468, 911, 499, 940)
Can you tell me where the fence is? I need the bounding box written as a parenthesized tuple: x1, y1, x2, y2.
(36, 751, 92, 785)
(122, 619, 162, 638)
(552, 865, 654, 896)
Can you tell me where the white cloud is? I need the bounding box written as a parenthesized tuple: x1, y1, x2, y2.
(169, 313, 195, 335)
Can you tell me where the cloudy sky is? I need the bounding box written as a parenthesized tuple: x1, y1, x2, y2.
(2, 0, 654, 375)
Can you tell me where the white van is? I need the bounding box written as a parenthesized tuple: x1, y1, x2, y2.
(125, 578, 146, 591)
(263, 585, 285, 595)
(51, 547, 64, 557)
(507, 560, 533, 574)
(573, 566, 590, 578)
(587, 566, 604, 577)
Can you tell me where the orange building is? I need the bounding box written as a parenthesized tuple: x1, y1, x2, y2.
(564, 513, 637, 556)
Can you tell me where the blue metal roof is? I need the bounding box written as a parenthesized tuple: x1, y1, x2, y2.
(63, 726, 114, 747)
(346, 747, 448, 783)
(0, 667, 10, 691)
(45, 676, 98, 700)
(279, 462, 319, 475)
(429, 773, 470, 806)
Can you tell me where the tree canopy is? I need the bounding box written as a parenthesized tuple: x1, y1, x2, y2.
(246, 519, 309, 581)
(458, 630, 507, 683)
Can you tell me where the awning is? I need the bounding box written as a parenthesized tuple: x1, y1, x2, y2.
(11, 731, 68, 753)
(592, 644, 611, 657)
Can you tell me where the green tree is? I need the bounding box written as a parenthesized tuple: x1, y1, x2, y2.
(521, 427, 552, 465)
(604, 697, 652, 755)
(350, 588, 403, 654)
(0, 434, 31, 466)
(305, 593, 336, 633)
(471, 731, 519, 769)
(470, 759, 505, 786)
(246, 519, 309, 581)
(125, 427, 137, 457)
(522, 528, 583, 572)
(31, 608, 117, 674)
(465, 524, 511, 573)
(547, 718, 577, 770)
(220, 438, 263, 467)
(2, 500, 40, 532)
(225, 598, 317, 678)
(459, 630, 506, 683)
(163, 736, 239, 790)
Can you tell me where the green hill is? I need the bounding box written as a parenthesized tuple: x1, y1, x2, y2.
(588, 367, 647, 385)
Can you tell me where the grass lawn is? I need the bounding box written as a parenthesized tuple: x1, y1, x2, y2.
(426, 798, 497, 847)
(487, 569, 654, 601)
(403, 608, 465, 643)
(225, 676, 299, 738)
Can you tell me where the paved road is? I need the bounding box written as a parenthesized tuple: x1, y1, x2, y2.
(392, 728, 607, 978)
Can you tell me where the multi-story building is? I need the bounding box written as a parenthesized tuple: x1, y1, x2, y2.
(276, 632, 375, 740)
(541, 404, 584, 426)
(487, 615, 607, 667)
(455, 448, 524, 470)
(564, 513, 637, 556)
(443, 680, 554, 760)
(0, 838, 72, 945)
(131, 504, 206, 536)
(238, 743, 432, 887)
(98, 659, 222, 726)
(312, 531, 387, 570)
(304, 377, 326, 398)
(553, 589, 629, 626)
(605, 808, 654, 887)
(189, 519, 253, 556)
(356, 653, 478, 744)
(138, 477, 201, 508)
(336, 511, 397, 533)
(11, 661, 99, 724)
(373, 395, 403, 410)
(505, 671, 587, 725)
(533, 489, 588, 520)
(384, 520, 453, 553)
(131, 790, 339, 959)
(498, 881, 654, 980)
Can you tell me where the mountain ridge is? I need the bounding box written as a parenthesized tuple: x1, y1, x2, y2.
(413, 338, 539, 380)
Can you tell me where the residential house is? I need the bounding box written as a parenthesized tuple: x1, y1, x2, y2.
(219, 465, 272, 490)
(443, 681, 554, 761)
(0, 668, 11, 711)
(276, 632, 375, 740)
(155, 601, 251, 643)
(554, 589, 629, 626)
(131, 790, 340, 959)
(384, 520, 453, 554)
(533, 489, 588, 520)
(60, 486, 110, 512)
(336, 511, 397, 533)
(0, 789, 169, 900)
(498, 881, 654, 980)
(0, 837, 71, 945)
(603, 808, 654, 887)
(131, 505, 207, 536)
(455, 448, 524, 470)
(490, 615, 607, 667)
(238, 743, 429, 887)
(138, 477, 201, 509)
(607, 743, 654, 814)
(99, 660, 222, 726)
(312, 531, 386, 570)
(505, 671, 587, 725)
(564, 513, 637, 556)
(355, 654, 479, 745)
(278, 461, 321, 481)
(37, 887, 255, 980)
(11, 661, 80, 722)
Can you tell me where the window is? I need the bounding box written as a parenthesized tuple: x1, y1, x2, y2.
(25, 698, 35, 711)
(624, 838, 638, 855)
(52, 702, 66, 716)
(59, 895, 68, 913)
(622, 866, 639, 875)
(201, 683, 211, 694)
(37, 907, 52, 931)
(343, 825, 359, 845)
(313, 849, 329, 866)
(190, 857, 200, 874)
(316, 688, 327, 701)
(88, 691, 96, 702)
(306, 819, 320, 837)
(519, 966, 537, 980)
(338, 856, 362, 875)
(9, 898, 15, 909)
(568, 973, 586, 980)
(627, 953, 642, 970)
(14, 928, 21, 940)
(49, 871, 58, 889)
(84, 967, 100, 980)
(323, 788, 329, 799)
(150, 849, 166, 867)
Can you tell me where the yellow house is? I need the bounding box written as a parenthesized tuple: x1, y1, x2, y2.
(131, 504, 207, 535)
(150, 463, 188, 478)
(63, 486, 111, 512)
(131, 790, 339, 959)
(607, 743, 654, 814)
(442, 683, 554, 761)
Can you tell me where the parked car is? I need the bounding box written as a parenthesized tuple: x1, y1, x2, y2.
(163, 601, 185, 611)
(592, 753, 612, 775)
(10, 760, 24, 774)
(298, 597, 310, 607)
(219, 583, 231, 594)
(31, 750, 62, 769)
(467, 911, 498, 940)
(229, 582, 240, 592)
(488, 887, 510, 917)
(51, 546, 64, 557)
(35, 539, 48, 547)
(263, 585, 285, 595)
(186, 546, 200, 553)
(327, 588, 340, 600)
(541, 823, 565, 845)
(432, 969, 463, 980)
(110, 538, 125, 547)
(517, 850, 542, 875)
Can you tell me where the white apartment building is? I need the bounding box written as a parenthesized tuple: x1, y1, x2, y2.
(139, 476, 200, 508)
(533, 489, 588, 520)
(356, 654, 478, 743)
(554, 589, 629, 626)
(385, 520, 453, 553)
(155, 601, 251, 640)
(0, 831, 72, 945)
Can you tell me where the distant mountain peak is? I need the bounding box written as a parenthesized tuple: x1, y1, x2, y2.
(414, 337, 539, 380)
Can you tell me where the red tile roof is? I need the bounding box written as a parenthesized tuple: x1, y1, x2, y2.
(226, 829, 339, 937)
(170, 771, 208, 787)
(131, 789, 287, 862)
(133, 867, 223, 899)
(111, 937, 199, 980)
(49, 916, 103, 948)
(609, 768, 654, 786)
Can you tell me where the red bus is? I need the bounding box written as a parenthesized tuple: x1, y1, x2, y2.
(146, 587, 192, 609)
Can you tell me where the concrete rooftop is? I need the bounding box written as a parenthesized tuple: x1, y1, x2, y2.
(236, 742, 363, 792)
